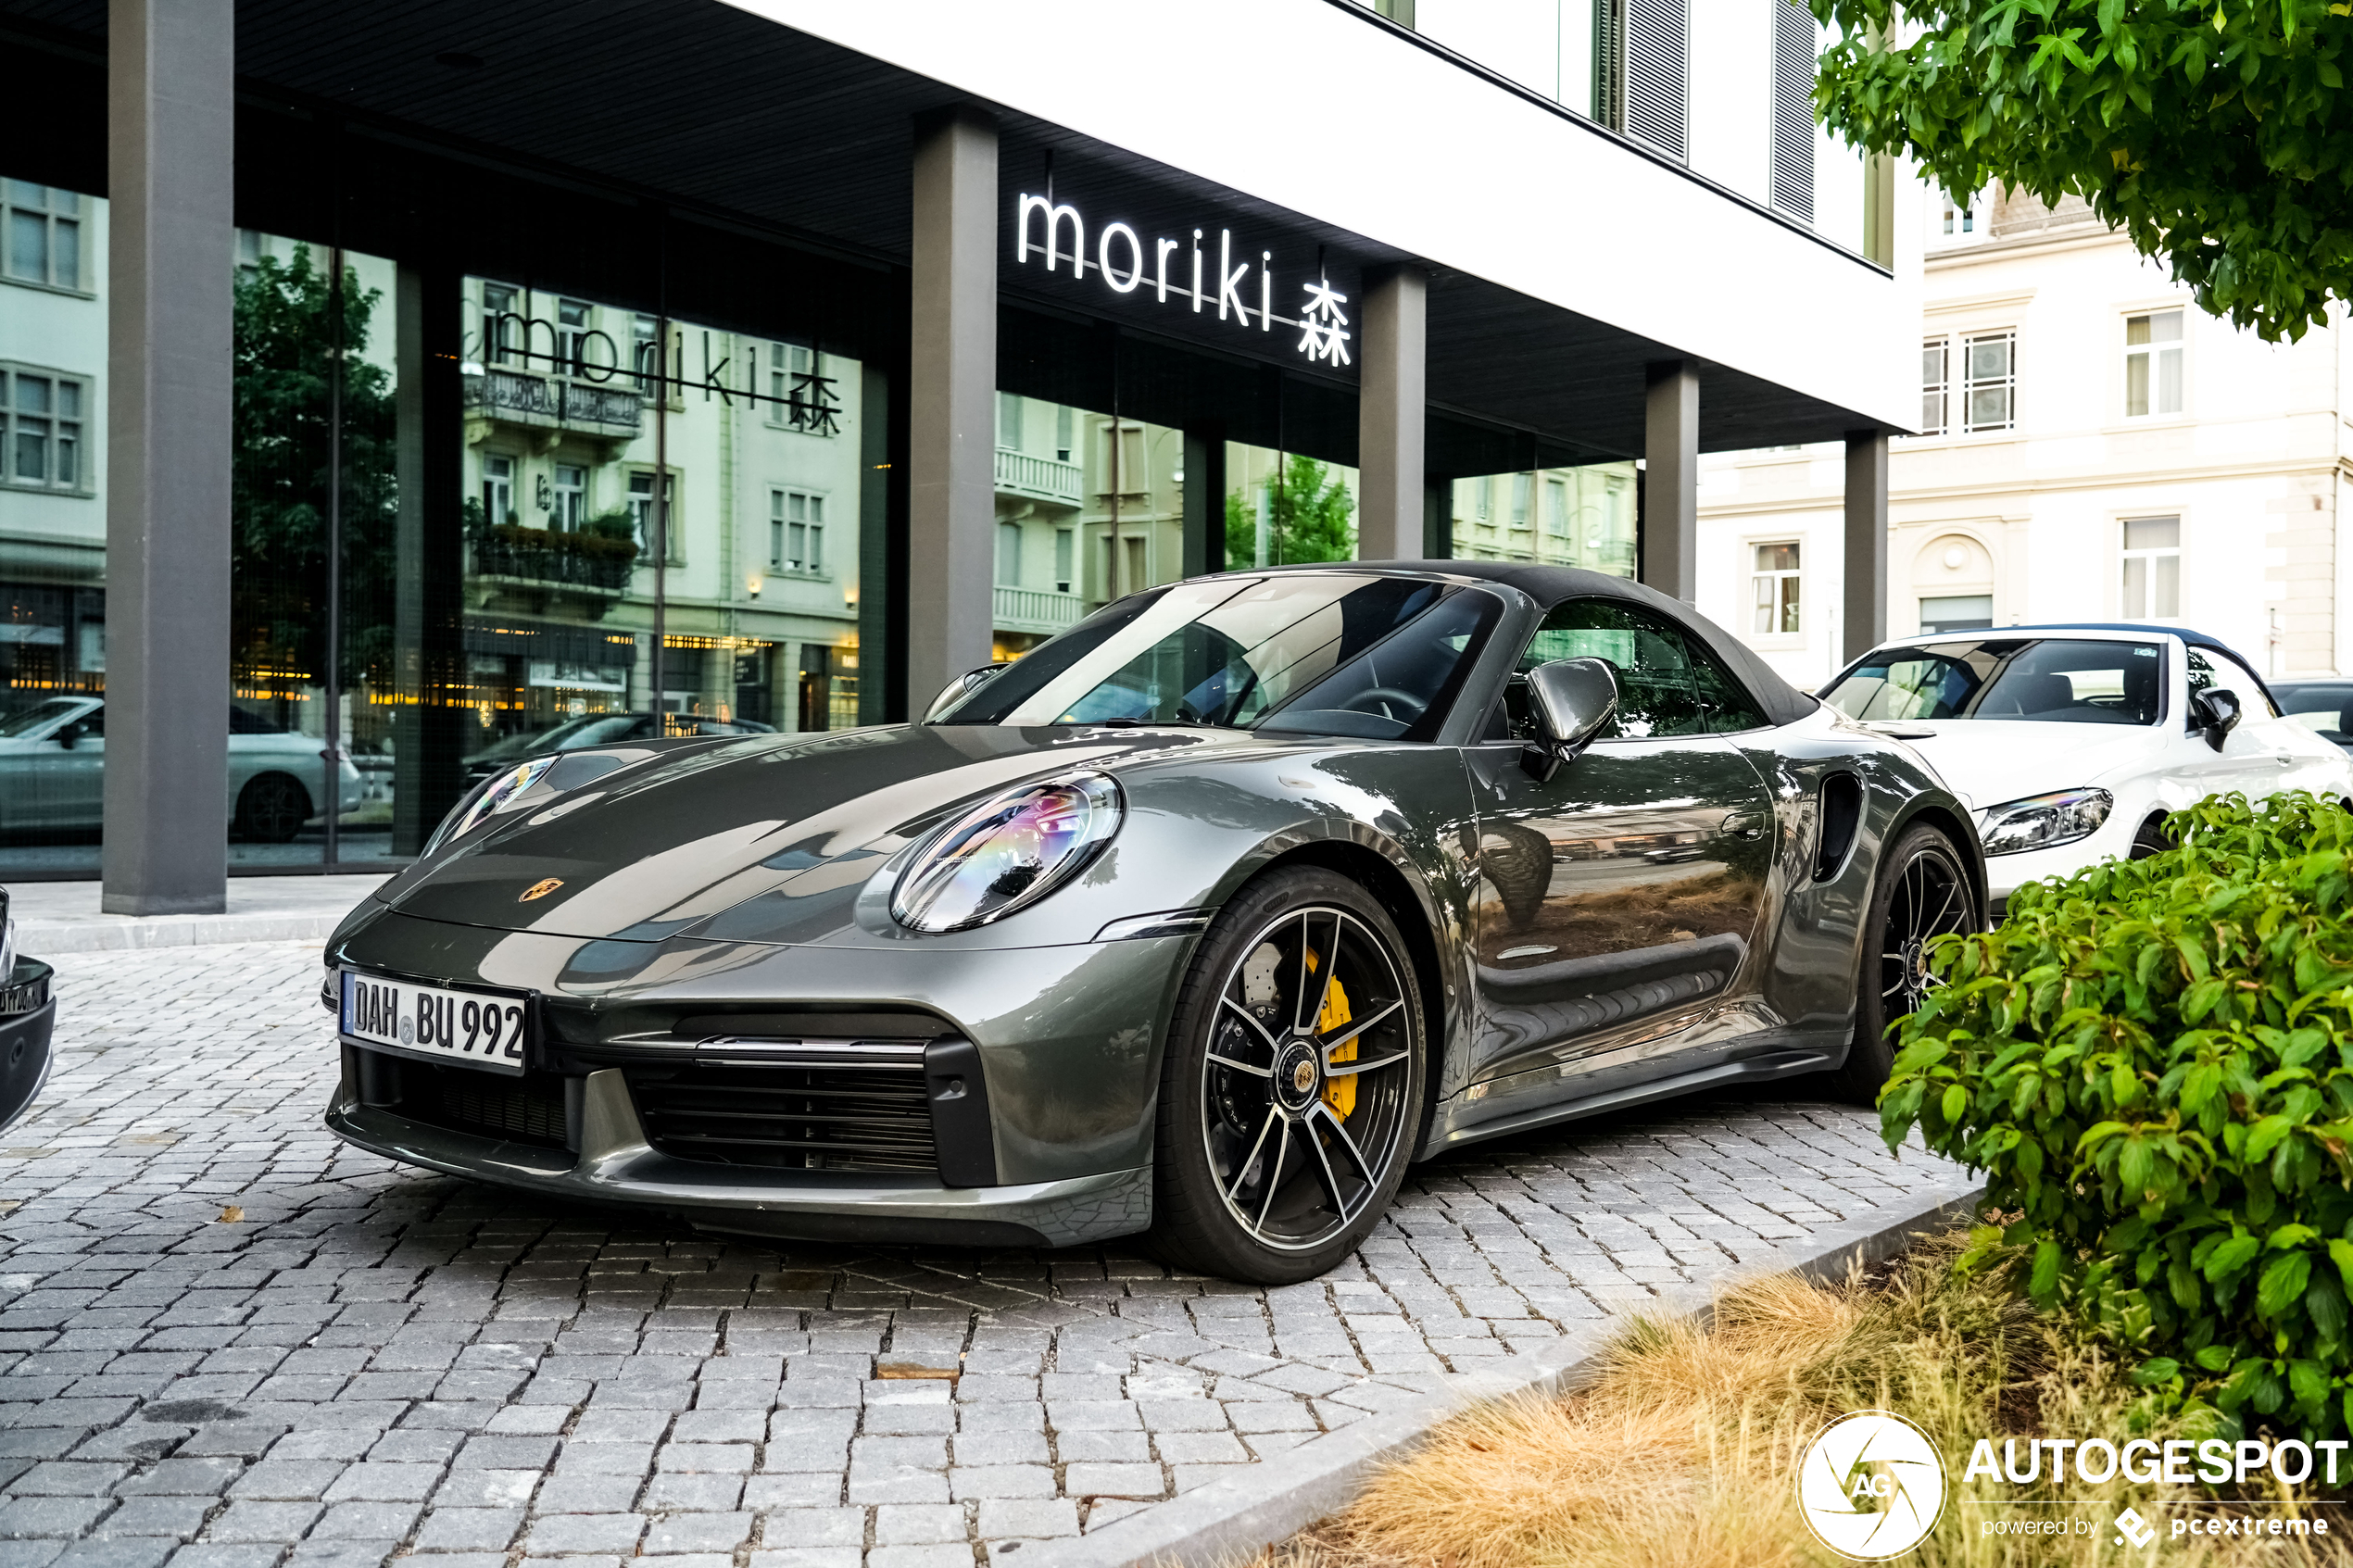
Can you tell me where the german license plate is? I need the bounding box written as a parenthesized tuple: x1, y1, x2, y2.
(340, 970, 530, 1075)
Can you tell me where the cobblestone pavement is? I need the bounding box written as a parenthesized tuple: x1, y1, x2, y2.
(0, 941, 1965, 1568)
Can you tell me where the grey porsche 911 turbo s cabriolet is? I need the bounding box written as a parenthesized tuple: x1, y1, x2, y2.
(321, 561, 1983, 1284)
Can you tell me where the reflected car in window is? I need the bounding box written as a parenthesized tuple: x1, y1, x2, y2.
(2271, 681, 2353, 754)
(321, 564, 1982, 1285)
(1819, 624, 2353, 913)
(0, 696, 364, 843)
(461, 711, 773, 785)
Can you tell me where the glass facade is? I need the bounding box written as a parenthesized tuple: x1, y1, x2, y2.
(455, 280, 867, 778)
(1446, 459, 1636, 573)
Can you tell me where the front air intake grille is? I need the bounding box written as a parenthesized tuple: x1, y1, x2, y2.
(625, 1060, 937, 1173)
(403, 1062, 571, 1149)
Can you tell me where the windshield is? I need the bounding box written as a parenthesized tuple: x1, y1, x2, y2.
(2271, 683, 2349, 736)
(0, 697, 87, 739)
(1822, 637, 2165, 725)
(936, 573, 1497, 741)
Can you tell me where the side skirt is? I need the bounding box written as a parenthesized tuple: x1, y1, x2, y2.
(1416, 1043, 1843, 1157)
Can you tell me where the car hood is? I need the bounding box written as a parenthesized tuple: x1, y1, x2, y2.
(375, 722, 1252, 941)
(1866, 721, 2158, 813)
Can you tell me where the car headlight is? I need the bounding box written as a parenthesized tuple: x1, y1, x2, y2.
(891, 773, 1123, 933)
(1979, 788, 2114, 857)
(427, 755, 560, 852)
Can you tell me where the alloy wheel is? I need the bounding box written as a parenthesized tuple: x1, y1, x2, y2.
(1198, 905, 1416, 1253)
(1879, 840, 1969, 1015)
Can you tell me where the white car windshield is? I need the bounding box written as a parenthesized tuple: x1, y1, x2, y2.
(1822, 637, 2166, 725)
(934, 573, 1498, 741)
(0, 698, 87, 739)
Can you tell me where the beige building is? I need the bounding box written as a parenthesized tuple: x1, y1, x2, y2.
(1699, 188, 2351, 689)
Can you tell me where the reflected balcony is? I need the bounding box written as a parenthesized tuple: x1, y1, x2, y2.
(993, 584, 1084, 637)
(469, 526, 639, 594)
(464, 368, 643, 442)
(994, 447, 1084, 508)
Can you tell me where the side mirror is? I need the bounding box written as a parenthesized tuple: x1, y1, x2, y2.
(1519, 658, 1619, 782)
(925, 664, 1003, 722)
(55, 723, 81, 751)
(2194, 687, 2243, 752)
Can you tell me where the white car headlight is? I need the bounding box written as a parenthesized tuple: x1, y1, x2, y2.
(1980, 788, 2114, 857)
(892, 773, 1123, 933)
(430, 755, 559, 851)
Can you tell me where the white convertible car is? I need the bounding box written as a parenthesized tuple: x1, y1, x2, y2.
(0, 696, 363, 842)
(1818, 624, 2353, 914)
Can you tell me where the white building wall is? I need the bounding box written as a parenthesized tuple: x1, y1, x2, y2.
(1700, 200, 2352, 689)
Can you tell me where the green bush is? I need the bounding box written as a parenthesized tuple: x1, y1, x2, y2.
(1882, 791, 2353, 1437)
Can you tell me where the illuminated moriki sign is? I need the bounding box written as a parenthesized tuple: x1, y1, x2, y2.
(1013, 194, 1351, 369)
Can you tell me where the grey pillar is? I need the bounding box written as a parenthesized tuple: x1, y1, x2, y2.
(1641, 360, 1698, 601)
(104, 0, 233, 915)
(1843, 430, 1890, 662)
(907, 107, 998, 711)
(1357, 266, 1427, 560)
(1181, 430, 1226, 577)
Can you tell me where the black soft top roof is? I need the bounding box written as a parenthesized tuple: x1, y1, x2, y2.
(1392, 559, 1821, 729)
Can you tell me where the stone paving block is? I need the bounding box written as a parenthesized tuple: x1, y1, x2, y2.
(1058, 1463, 1163, 1499)
(199, 1503, 321, 1545)
(165, 1547, 284, 1568)
(409, 1510, 521, 1551)
(522, 1513, 645, 1555)
(83, 1501, 207, 1540)
(639, 1515, 749, 1554)
(975, 1498, 1080, 1539)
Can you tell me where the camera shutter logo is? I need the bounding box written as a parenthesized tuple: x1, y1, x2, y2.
(1797, 1411, 1946, 1560)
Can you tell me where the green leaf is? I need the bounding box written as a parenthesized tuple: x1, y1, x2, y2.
(1942, 1083, 1968, 1124)
(2258, 1250, 2312, 1318)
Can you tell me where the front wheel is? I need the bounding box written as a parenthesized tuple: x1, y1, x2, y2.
(1148, 868, 1426, 1284)
(234, 772, 312, 844)
(1831, 822, 1976, 1105)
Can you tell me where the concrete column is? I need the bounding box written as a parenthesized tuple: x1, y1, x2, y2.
(1356, 265, 1427, 560)
(907, 107, 998, 709)
(1843, 429, 1890, 663)
(103, 0, 233, 915)
(1642, 360, 1698, 602)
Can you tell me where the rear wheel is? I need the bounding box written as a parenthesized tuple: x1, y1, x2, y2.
(234, 772, 311, 844)
(1148, 868, 1426, 1284)
(1832, 823, 1975, 1105)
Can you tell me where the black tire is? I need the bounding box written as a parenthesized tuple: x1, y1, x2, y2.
(2130, 814, 2171, 859)
(1832, 822, 1976, 1105)
(234, 772, 312, 844)
(1147, 867, 1427, 1285)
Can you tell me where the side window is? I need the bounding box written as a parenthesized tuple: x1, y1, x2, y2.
(2186, 647, 2276, 719)
(1509, 600, 1706, 739)
(1690, 647, 1769, 732)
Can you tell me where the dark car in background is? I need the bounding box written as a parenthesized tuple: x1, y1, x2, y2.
(2271, 681, 2353, 752)
(460, 711, 775, 785)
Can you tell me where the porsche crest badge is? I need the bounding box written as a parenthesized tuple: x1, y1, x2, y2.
(519, 878, 564, 903)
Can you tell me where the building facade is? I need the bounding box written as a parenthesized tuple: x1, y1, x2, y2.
(1698, 188, 2352, 690)
(1, 0, 1917, 909)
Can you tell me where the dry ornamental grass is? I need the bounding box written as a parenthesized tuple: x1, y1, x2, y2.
(1248, 1236, 2348, 1568)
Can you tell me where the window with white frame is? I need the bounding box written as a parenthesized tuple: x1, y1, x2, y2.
(548, 464, 585, 530)
(629, 470, 674, 559)
(481, 282, 522, 367)
(4, 183, 84, 291)
(554, 300, 593, 377)
(633, 316, 661, 403)
(3, 365, 89, 493)
(1920, 341, 1949, 435)
(996, 521, 1023, 585)
(1543, 477, 1568, 537)
(2120, 516, 2181, 619)
(2124, 309, 2183, 418)
(1751, 542, 1801, 634)
(480, 454, 515, 527)
(1509, 473, 1532, 531)
(1940, 201, 1974, 235)
(1962, 332, 2016, 432)
(766, 344, 838, 435)
(772, 490, 824, 573)
(1054, 528, 1075, 593)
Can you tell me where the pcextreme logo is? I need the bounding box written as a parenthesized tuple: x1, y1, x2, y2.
(1798, 1411, 1949, 1561)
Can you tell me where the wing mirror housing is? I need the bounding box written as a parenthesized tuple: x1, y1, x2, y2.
(2193, 687, 2243, 752)
(1519, 658, 1618, 782)
(55, 722, 82, 751)
(925, 663, 1004, 722)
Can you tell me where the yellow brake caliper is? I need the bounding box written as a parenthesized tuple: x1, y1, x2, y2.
(1307, 948, 1357, 1121)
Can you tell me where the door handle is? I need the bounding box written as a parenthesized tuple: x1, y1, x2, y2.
(1719, 808, 1768, 841)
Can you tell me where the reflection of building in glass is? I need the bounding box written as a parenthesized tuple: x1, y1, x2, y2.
(1447, 462, 1638, 573)
(456, 281, 864, 754)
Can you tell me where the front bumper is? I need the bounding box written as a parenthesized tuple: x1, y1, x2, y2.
(325, 1046, 1151, 1248)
